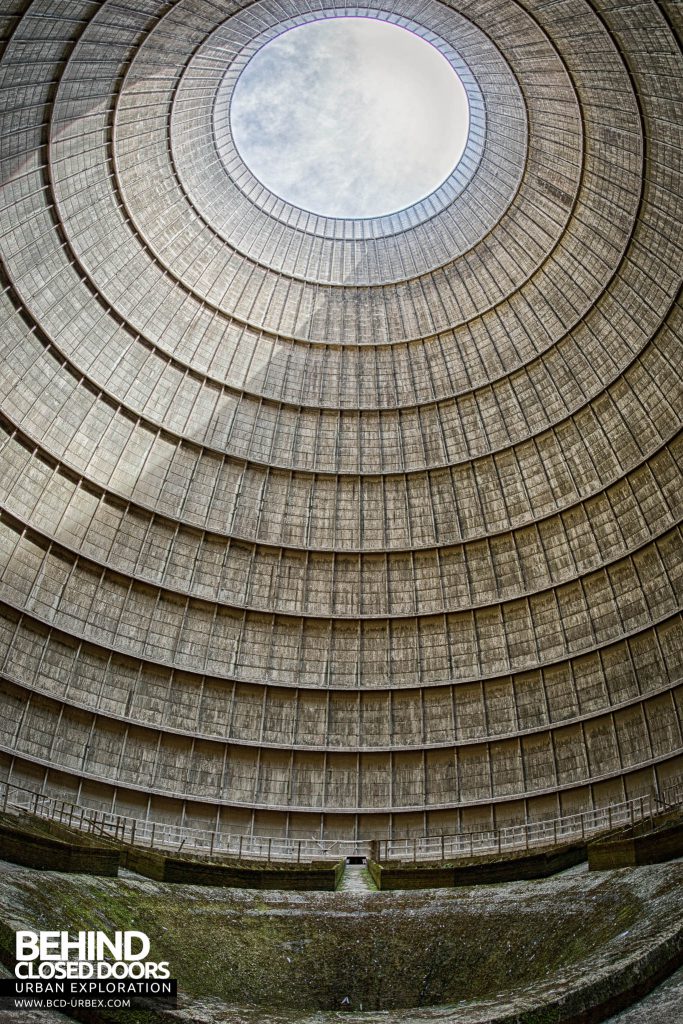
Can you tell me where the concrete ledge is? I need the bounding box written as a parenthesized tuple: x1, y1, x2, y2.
(368, 842, 586, 890)
(512, 918, 683, 1024)
(589, 813, 683, 871)
(0, 814, 119, 876)
(123, 845, 344, 890)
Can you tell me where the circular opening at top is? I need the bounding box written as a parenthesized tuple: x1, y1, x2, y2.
(230, 17, 470, 219)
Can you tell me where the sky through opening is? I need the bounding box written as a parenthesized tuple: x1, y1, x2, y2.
(230, 18, 470, 219)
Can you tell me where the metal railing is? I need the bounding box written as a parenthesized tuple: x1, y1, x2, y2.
(376, 780, 683, 862)
(0, 782, 364, 863)
(1, 777, 681, 865)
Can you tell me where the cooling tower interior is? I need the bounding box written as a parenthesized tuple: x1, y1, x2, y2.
(0, 0, 681, 847)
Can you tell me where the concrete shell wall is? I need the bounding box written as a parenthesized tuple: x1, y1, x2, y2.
(0, 0, 680, 838)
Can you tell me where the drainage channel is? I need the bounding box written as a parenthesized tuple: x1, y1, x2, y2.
(338, 858, 376, 893)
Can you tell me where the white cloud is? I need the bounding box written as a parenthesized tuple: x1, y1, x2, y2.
(230, 18, 469, 219)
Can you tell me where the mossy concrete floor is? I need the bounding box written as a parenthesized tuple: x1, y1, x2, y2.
(0, 859, 680, 1023)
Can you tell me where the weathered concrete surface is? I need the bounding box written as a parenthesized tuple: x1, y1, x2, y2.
(0, 860, 679, 1022)
(604, 964, 683, 1023)
(368, 841, 587, 889)
(589, 813, 683, 871)
(338, 863, 376, 893)
(0, 960, 72, 1023)
(123, 846, 344, 891)
(2, 950, 679, 1024)
(0, 813, 119, 877)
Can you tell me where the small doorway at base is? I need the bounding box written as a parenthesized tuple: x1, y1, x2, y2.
(346, 855, 367, 865)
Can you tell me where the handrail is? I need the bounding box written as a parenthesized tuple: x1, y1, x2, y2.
(0, 776, 681, 865)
